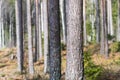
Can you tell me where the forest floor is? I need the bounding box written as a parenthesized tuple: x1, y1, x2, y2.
(0, 45, 120, 80)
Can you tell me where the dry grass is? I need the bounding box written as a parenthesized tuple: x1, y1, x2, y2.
(1, 45, 120, 80)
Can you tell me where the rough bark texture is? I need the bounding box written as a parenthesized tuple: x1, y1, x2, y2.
(26, 0, 34, 74)
(100, 0, 109, 58)
(95, 0, 101, 43)
(43, 0, 50, 73)
(15, 0, 24, 72)
(65, 0, 84, 80)
(48, 0, 61, 79)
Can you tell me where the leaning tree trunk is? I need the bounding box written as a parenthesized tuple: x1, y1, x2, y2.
(15, 0, 24, 72)
(26, 0, 34, 74)
(65, 0, 84, 80)
(48, 0, 61, 79)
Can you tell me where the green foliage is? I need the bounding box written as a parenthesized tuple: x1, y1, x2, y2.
(86, 20, 92, 36)
(107, 34, 115, 40)
(110, 42, 120, 53)
(84, 52, 103, 80)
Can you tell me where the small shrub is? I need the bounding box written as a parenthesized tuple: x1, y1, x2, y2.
(84, 51, 103, 80)
(110, 42, 120, 53)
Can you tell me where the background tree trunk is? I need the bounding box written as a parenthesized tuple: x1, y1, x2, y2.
(117, 0, 120, 41)
(107, 0, 113, 36)
(95, 0, 101, 43)
(83, 0, 87, 45)
(26, 0, 34, 74)
(15, 0, 24, 72)
(42, 0, 50, 74)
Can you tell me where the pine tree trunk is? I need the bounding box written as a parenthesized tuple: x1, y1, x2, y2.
(117, 0, 120, 41)
(95, 0, 101, 43)
(107, 0, 113, 36)
(42, 0, 50, 73)
(0, 0, 2, 48)
(48, 0, 61, 79)
(65, 0, 84, 80)
(83, 0, 87, 45)
(100, 0, 109, 58)
(60, 0, 66, 45)
(26, 0, 34, 74)
(38, 0, 43, 59)
(15, 0, 24, 72)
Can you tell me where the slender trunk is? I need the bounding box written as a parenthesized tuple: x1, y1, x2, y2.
(38, 0, 43, 59)
(0, 0, 1, 48)
(107, 0, 113, 36)
(27, 0, 34, 74)
(15, 0, 24, 72)
(117, 0, 120, 41)
(43, 0, 50, 73)
(83, 0, 87, 45)
(35, 0, 38, 62)
(60, 0, 66, 45)
(95, 0, 101, 43)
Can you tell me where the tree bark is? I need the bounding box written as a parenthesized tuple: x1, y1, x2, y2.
(95, 0, 101, 43)
(65, 0, 84, 80)
(117, 0, 120, 41)
(100, 0, 109, 58)
(83, 0, 87, 45)
(107, 0, 113, 36)
(42, 0, 50, 73)
(60, 0, 66, 45)
(15, 0, 24, 72)
(48, 0, 61, 79)
(26, 0, 34, 74)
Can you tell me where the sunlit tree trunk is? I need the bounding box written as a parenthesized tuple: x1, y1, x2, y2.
(83, 0, 87, 45)
(107, 0, 113, 36)
(42, 0, 50, 73)
(65, 0, 84, 80)
(60, 0, 66, 45)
